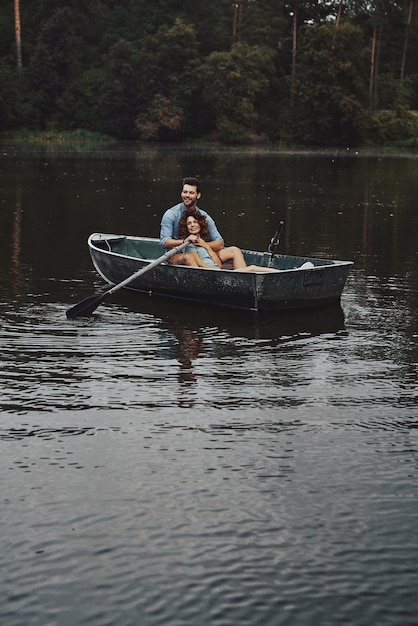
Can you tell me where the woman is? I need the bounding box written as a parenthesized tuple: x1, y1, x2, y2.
(178, 211, 280, 272)
(178, 211, 223, 268)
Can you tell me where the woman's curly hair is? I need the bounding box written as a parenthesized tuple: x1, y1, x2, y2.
(178, 210, 210, 241)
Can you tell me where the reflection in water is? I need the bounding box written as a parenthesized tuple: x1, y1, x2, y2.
(143, 293, 346, 411)
(1, 147, 418, 626)
(159, 322, 206, 404)
(10, 188, 23, 298)
(116, 289, 346, 340)
(0, 292, 344, 414)
(175, 327, 204, 390)
(117, 291, 347, 408)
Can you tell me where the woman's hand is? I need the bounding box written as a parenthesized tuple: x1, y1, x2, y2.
(195, 237, 209, 248)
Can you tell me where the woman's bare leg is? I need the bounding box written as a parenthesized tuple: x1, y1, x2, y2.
(170, 253, 200, 266)
(218, 246, 247, 269)
(245, 265, 280, 272)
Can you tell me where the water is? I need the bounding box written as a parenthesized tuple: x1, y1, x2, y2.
(1, 143, 418, 625)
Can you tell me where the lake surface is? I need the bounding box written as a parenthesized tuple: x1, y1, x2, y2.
(1, 142, 418, 626)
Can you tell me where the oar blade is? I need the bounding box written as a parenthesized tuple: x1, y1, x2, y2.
(66, 292, 110, 319)
(65, 240, 189, 320)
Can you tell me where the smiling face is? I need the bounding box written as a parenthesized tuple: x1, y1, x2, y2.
(186, 215, 201, 235)
(181, 184, 201, 211)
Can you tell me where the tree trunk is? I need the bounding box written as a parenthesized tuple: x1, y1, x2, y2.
(232, 2, 243, 41)
(336, 0, 343, 28)
(369, 24, 377, 108)
(400, 0, 413, 82)
(232, 3, 238, 38)
(14, 0, 22, 69)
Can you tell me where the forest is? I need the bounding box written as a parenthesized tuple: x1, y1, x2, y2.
(1, 0, 417, 146)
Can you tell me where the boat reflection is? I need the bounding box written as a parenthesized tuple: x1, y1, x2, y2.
(113, 292, 346, 406)
(113, 290, 346, 342)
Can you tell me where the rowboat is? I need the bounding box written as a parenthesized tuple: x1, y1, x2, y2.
(85, 232, 353, 312)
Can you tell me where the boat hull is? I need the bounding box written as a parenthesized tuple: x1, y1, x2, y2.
(88, 234, 353, 312)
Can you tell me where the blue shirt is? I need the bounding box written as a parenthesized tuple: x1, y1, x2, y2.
(160, 203, 224, 247)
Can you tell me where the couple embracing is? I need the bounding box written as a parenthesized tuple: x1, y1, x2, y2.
(160, 177, 278, 273)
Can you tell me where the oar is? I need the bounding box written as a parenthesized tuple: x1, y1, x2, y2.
(66, 240, 189, 319)
(267, 220, 284, 266)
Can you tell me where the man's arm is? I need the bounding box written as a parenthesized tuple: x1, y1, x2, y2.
(163, 237, 185, 249)
(207, 239, 224, 252)
(160, 206, 181, 248)
(200, 211, 224, 251)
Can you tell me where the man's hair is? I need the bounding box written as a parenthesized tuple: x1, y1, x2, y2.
(182, 176, 201, 194)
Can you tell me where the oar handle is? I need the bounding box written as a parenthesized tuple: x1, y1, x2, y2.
(107, 240, 189, 295)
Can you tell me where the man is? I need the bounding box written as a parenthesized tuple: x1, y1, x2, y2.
(160, 177, 247, 268)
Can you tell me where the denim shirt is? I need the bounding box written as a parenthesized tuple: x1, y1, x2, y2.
(160, 203, 224, 247)
(184, 243, 219, 268)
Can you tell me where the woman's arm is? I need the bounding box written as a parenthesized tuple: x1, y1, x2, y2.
(187, 250, 218, 269)
(206, 239, 224, 252)
(196, 238, 222, 268)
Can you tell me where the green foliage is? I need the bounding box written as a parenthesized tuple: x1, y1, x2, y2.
(367, 78, 418, 144)
(0, 61, 24, 130)
(134, 18, 200, 140)
(26, 7, 89, 128)
(216, 113, 255, 144)
(0, 8, 14, 59)
(369, 110, 418, 144)
(290, 23, 370, 145)
(0, 0, 417, 145)
(135, 95, 184, 140)
(4, 128, 113, 144)
(201, 42, 276, 142)
(95, 39, 142, 139)
(137, 18, 199, 101)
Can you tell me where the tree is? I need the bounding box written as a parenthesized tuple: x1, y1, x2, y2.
(291, 23, 369, 145)
(97, 39, 142, 139)
(26, 7, 87, 127)
(135, 95, 184, 140)
(285, 0, 334, 105)
(134, 18, 200, 140)
(14, 0, 22, 69)
(201, 42, 275, 142)
(400, 0, 414, 81)
(0, 0, 417, 144)
(365, 0, 409, 109)
(0, 60, 23, 128)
